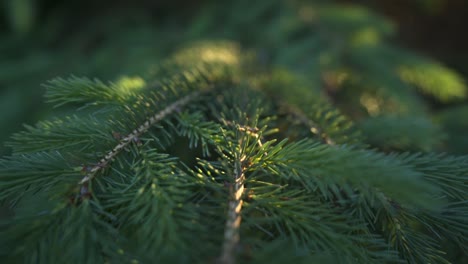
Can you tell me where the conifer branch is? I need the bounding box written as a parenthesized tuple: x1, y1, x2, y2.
(3, 1, 468, 262)
(219, 136, 248, 264)
(222, 120, 265, 150)
(284, 104, 335, 145)
(78, 91, 201, 186)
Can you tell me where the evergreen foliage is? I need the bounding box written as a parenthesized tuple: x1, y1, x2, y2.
(1, 0, 468, 263)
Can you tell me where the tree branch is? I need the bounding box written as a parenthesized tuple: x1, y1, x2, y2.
(78, 91, 201, 186)
(219, 138, 247, 264)
(283, 104, 335, 145)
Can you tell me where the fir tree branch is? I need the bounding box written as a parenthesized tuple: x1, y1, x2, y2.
(262, 69, 363, 145)
(220, 135, 247, 264)
(284, 104, 335, 145)
(78, 91, 201, 186)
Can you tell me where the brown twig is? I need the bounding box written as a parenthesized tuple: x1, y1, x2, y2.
(219, 151, 246, 264)
(283, 104, 335, 145)
(78, 91, 201, 186)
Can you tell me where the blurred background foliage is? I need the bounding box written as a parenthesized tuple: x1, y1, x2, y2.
(0, 0, 467, 156)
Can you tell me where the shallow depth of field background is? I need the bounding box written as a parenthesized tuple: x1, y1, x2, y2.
(0, 0, 467, 156)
